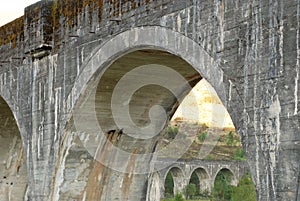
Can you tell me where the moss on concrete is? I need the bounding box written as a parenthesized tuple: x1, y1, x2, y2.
(0, 17, 24, 48)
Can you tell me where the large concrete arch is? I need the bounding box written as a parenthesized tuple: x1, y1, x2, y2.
(53, 26, 235, 201)
(0, 1, 299, 200)
(67, 26, 228, 120)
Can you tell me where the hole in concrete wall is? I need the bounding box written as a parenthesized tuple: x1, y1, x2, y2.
(0, 96, 28, 200)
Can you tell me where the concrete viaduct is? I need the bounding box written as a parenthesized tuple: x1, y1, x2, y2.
(147, 158, 249, 200)
(0, 0, 299, 200)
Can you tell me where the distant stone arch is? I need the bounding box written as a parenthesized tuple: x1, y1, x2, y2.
(213, 167, 237, 187)
(188, 167, 211, 193)
(146, 172, 162, 201)
(164, 166, 185, 197)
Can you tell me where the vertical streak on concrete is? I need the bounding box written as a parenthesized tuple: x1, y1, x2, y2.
(76, 47, 80, 77)
(294, 2, 300, 198)
(295, 0, 300, 115)
(253, 3, 263, 196)
(192, 0, 196, 40)
(81, 47, 84, 65)
(278, 0, 284, 77)
(177, 14, 181, 33)
(249, 3, 261, 197)
(268, 0, 283, 198)
(216, 0, 224, 51)
(243, 11, 250, 181)
(197, 0, 201, 43)
(186, 7, 190, 36)
(52, 132, 74, 201)
(244, 3, 261, 199)
(63, 51, 67, 111)
(228, 80, 232, 102)
(54, 87, 61, 143)
(267, 2, 273, 200)
(82, 191, 87, 201)
(31, 61, 37, 196)
(47, 57, 56, 193)
(277, 0, 284, 150)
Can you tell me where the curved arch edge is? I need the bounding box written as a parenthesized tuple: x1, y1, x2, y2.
(66, 26, 228, 123)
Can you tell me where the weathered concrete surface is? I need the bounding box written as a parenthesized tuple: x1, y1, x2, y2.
(0, 0, 299, 200)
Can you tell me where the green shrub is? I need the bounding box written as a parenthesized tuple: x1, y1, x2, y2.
(184, 183, 197, 199)
(199, 189, 210, 198)
(166, 126, 178, 139)
(189, 172, 200, 196)
(198, 131, 208, 142)
(231, 173, 256, 201)
(225, 131, 235, 146)
(212, 171, 233, 200)
(174, 192, 185, 201)
(165, 172, 174, 197)
(234, 148, 246, 160)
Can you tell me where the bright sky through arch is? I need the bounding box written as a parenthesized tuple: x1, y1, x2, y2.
(0, 0, 39, 26)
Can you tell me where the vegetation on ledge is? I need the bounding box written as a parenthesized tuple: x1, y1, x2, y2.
(157, 121, 245, 161)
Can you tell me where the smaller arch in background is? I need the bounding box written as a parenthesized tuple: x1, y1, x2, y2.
(213, 167, 237, 187)
(146, 171, 162, 201)
(163, 166, 185, 197)
(212, 167, 238, 200)
(189, 167, 211, 193)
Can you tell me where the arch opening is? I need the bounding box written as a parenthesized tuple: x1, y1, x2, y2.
(73, 48, 203, 169)
(58, 47, 252, 200)
(0, 96, 28, 200)
(212, 168, 236, 200)
(55, 48, 201, 200)
(189, 168, 210, 195)
(164, 167, 185, 198)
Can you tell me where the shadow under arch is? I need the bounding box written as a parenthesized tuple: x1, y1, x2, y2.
(53, 26, 240, 201)
(0, 95, 29, 200)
